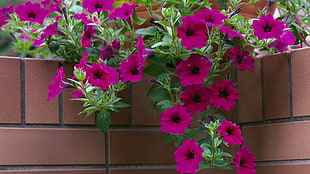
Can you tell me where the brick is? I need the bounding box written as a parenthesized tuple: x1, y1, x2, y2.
(109, 129, 176, 164)
(110, 89, 130, 125)
(131, 75, 161, 126)
(0, 169, 106, 174)
(0, 128, 105, 165)
(0, 57, 21, 123)
(257, 163, 310, 174)
(238, 58, 263, 123)
(110, 168, 176, 174)
(263, 53, 290, 120)
(291, 47, 310, 117)
(62, 63, 95, 125)
(25, 58, 59, 124)
(242, 121, 310, 161)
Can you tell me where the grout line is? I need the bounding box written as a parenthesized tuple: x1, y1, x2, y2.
(58, 63, 64, 127)
(109, 164, 176, 169)
(20, 58, 26, 126)
(240, 115, 310, 127)
(128, 84, 133, 127)
(256, 159, 310, 166)
(287, 51, 294, 119)
(105, 131, 110, 174)
(0, 165, 106, 171)
(260, 57, 266, 122)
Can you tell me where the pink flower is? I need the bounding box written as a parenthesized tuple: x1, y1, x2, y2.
(233, 146, 256, 174)
(40, 16, 64, 39)
(251, 14, 285, 40)
(177, 16, 208, 50)
(85, 62, 119, 89)
(15, 1, 50, 25)
(47, 67, 71, 101)
(160, 104, 193, 135)
(82, 0, 114, 14)
(217, 120, 244, 146)
(268, 29, 296, 52)
(180, 85, 212, 114)
(75, 52, 89, 70)
(0, 5, 14, 28)
(210, 79, 239, 111)
(72, 89, 84, 99)
(220, 26, 245, 39)
(194, 8, 227, 27)
(176, 54, 212, 86)
(109, 3, 138, 20)
(228, 46, 255, 72)
(81, 26, 96, 48)
(99, 40, 121, 60)
(119, 54, 144, 83)
(174, 139, 203, 174)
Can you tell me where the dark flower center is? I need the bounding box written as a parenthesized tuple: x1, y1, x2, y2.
(187, 152, 195, 159)
(95, 3, 103, 9)
(240, 160, 245, 166)
(131, 68, 140, 75)
(94, 73, 102, 79)
(173, 116, 181, 123)
(220, 91, 228, 98)
(227, 129, 233, 135)
(192, 95, 201, 103)
(124, 12, 129, 16)
(205, 18, 214, 23)
(264, 25, 272, 32)
(186, 29, 194, 36)
(191, 67, 200, 74)
(237, 56, 243, 63)
(28, 12, 36, 18)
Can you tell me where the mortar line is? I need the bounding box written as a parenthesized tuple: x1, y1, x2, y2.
(287, 51, 293, 119)
(20, 58, 26, 126)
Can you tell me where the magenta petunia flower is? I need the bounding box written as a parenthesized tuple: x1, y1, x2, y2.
(194, 8, 227, 27)
(81, 26, 96, 48)
(210, 79, 239, 111)
(177, 15, 208, 50)
(268, 29, 296, 52)
(82, 0, 114, 14)
(75, 52, 89, 70)
(15, 1, 50, 25)
(251, 14, 285, 40)
(174, 139, 204, 174)
(228, 46, 255, 72)
(31, 39, 45, 47)
(109, 3, 138, 20)
(0, 5, 14, 28)
(119, 54, 144, 83)
(40, 16, 64, 39)
(180, 85, 212, 114)
(160, 104, 193, 135)
(72, 89, 84, 99)
(217, 120, 244, 146)
(99, 40, 121, 60)
(233, 146, 257, 174)
(220, 26, 245, 39)
(47, 67, 69, 101)
(136, 35, 146, 67)
(176, 54, 212, 86)
(85, 62, 119, 89)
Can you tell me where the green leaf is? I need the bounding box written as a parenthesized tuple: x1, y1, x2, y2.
(135, 26, 159, 36)
(96, 112, 111, 133)
(132, 10, 148, 25)
(78, 106, 98, 115)
(143, 63, 166, 77)
(157, 99, 174, 109)
(147, 84, 170, 101)
(114, 101, 130, 108)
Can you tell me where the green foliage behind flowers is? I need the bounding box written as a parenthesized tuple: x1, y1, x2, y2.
(1, 0, 309, 173)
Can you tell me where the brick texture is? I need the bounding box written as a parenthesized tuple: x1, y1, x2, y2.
(2, 47, 310, 174)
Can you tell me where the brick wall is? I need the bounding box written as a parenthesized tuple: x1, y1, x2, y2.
(0, 47, 310, 174)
